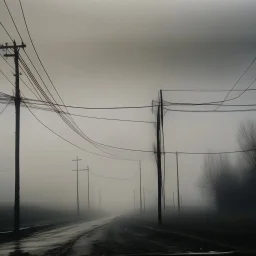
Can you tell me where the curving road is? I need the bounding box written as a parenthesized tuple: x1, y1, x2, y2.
(0, 217, 113, 256)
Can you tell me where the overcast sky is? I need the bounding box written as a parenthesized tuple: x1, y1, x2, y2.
(1, 0, 256, 213)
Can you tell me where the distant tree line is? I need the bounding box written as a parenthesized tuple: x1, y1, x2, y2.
(201, 121, 256, 213)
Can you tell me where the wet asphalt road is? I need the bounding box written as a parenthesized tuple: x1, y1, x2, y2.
(0, 217, 112, 256)
(89, 217, 235, 255)
(0, 216, 241, 256)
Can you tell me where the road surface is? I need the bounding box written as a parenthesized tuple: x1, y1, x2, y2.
(0, 216, 250, 255)
(88, 217, 235, 255)
(0, 217, 112, 256)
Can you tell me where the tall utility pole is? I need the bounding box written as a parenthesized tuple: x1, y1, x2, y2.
(133, 190, 136, 210)
(0, 41, 26, 233)
(156, 103, 162, 224)
(87, 167, 90, 209)
(160, 90, 166, 212)
(143, 187, 146, 212)
(173, 192, 175, 209)
(139, 161, 142, 213)
(72, 157, 88, 216)
(176, 152, 180, 213)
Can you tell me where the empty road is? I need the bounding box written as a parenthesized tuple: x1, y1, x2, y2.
(0, 217, 113, 256)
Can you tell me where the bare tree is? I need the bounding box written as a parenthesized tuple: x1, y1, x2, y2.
(238, 121, 256, 169)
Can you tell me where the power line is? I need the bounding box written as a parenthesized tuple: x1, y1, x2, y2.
(0, 67, 14, 86)
(164, 108, 256, 113)
(2, 5, 153, 157)
(3, 0, 23, 42)
(23, 101, 138, 161)
(5, 97, 256, 157)
(214, 55, 256, 110)
(3, 53, 122, 158)
(166, 148, 256, 155)
(162, 88, 256, 92)
(4, 3, 254, 157)
(18, 1, 147, 157)
(3, 0, 145, 160)
(0, 53, 43, 99)
(23, 98, 154, 110)
(52, 112, 154, 124)
(24, 96, 256, 109)
(18, 0, 74, 117)
(2, 1, 64, 108)
(18, 100, 256, 153)
(0, 21, 13, 40)
(20, 102, 154, 124)
(89, 170, 130, 180)
(162, 91, 256, 106)
(18, 0, 120, 158)
(20, 52, 65, 108)
(19, 59, 120, 158)
(0, 99, 11, 116)
(164, 101, 256, 108)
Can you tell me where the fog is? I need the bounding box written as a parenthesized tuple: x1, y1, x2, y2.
(1, 0, 256, 217)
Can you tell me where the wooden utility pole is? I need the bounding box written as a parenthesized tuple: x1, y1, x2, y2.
(143, 187, 146, 212)
(156, 104, 162, 224)
(133, 190, 136, 210)
(72, 157, 88, 216)
(139, 161, 142, 213)
(176, 152, 180, 213)
(0, 41, 26, 234)
(99, 189, 101, 210)
(160, 90, 166, 212)
(87, 166, 90, 209)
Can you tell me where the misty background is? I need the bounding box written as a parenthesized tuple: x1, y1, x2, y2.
(1, 0, 256, 215)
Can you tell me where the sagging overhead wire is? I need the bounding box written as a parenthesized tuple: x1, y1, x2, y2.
(2, 2, 154, 157)
(2, 92, 256, 157)
(0, 52, 43, 99)
(0, 99, 11, 116)
(17, 0, 131, 158)
(89, 170, 131, 180)
(162, 88, 256, 92)
(22, 98, 154, 110)
(162, 100, 256, 108)
(18, 57, 117, 157)
(3, 0, 23, 42)
(164, 108, 256, 113)
(214, 55, 256, 110)
(0, 21, 12, 41)
(3, 1, 256, 158)
(24, 97, 256, 109)
(18, 0, 74, 117)
(20, 102, 154, 124)
(23, 101, 138, 162)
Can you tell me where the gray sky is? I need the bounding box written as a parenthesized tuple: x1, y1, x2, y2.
(1, 0, 256, 213)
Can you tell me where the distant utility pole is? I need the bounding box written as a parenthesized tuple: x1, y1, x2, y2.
(143, 187, 146, 212)
(156, 103, 162, 224)
(139, 161, 142, 213)
(99, 189, 101, 210)
(160, 90, 166, 212)
(133, 190, 136, 210)
(0, 41, 26, 234)
(72, 157, 88, 216)
(173, 192, 175, 209)
(86, 166, 90, 209)
(176, 152, 181, 213)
